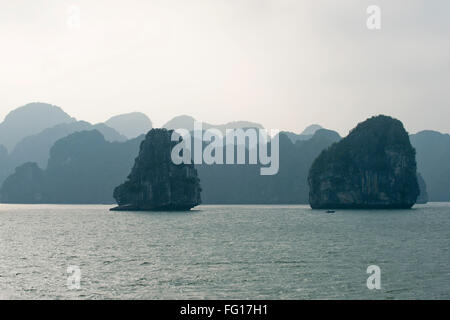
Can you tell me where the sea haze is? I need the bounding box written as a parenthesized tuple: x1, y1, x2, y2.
(0, 204, 449, 299)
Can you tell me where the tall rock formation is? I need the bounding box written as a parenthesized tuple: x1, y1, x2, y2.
(308, 115, 420, 209)
(112, 129, 201, 211)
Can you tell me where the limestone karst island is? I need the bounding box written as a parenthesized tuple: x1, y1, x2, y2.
(0, 104, 437, 211)
(308, 115, 420, 209)
(106, 115, 422, 211)
(111, 129, 202, 211)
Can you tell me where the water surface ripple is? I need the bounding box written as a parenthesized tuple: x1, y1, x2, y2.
(0, 203, 449, 299)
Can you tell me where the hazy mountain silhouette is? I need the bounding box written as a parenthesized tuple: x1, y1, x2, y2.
(301, 124, 323, 136)
(410, 130, 450, 201)
(163, 115, 196, 131)
(163, 115, 263, 133)
(0, 130, 143, 204)
(43, 130, 141, 203)
(1, 126, 340, 204)
(0, 102, 128, 184)
(1, 104, 447, 205)
(281, 124, 324, 143)
(416, 173, 429, 204)
(0, 145, 10, 185)
(0, 103, 76, 151)
(8, 121, 127, 170)
(1, 162, 46, 204)
(197, 129, 341, 204)
(105, 112, 153, 139)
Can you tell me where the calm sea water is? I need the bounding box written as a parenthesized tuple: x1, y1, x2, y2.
(0, 203, 449, 300)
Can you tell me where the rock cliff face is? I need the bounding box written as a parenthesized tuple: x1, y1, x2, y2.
(308, 115, 420, 209)
(112, 129, 201, 211)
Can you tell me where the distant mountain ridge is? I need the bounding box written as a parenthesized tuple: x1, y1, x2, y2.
(410, 130, 450, 201)
(197, 129, 341, 204)
(0, 130, 144, 204)
(9, 121, 127, 169)
(282, 124, 324, 143)
(0, 104, 270, 188)
(163, 115, 263, 133)
(105, 112, 153, 139)
(301, 124, 323, 136)
(0, 128, 342, 204)
(0, 103, 76, 151)
(0, 103, 449, 204)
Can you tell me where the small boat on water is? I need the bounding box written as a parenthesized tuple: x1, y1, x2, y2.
(326, 210, 335, 213)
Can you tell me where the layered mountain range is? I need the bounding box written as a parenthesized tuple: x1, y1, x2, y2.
(0, 102, 448, 204)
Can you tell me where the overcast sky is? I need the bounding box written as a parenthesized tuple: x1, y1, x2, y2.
(0, 0, 449, 135)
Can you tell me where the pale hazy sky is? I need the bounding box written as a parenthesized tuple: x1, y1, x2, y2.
(0, 0, 449, 135)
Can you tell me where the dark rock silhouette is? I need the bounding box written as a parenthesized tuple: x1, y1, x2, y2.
(410, 130, 450, 201)
(112, 129, 201, 211)
(105, 112, 153, 139)
(308, 115, 420, 209)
